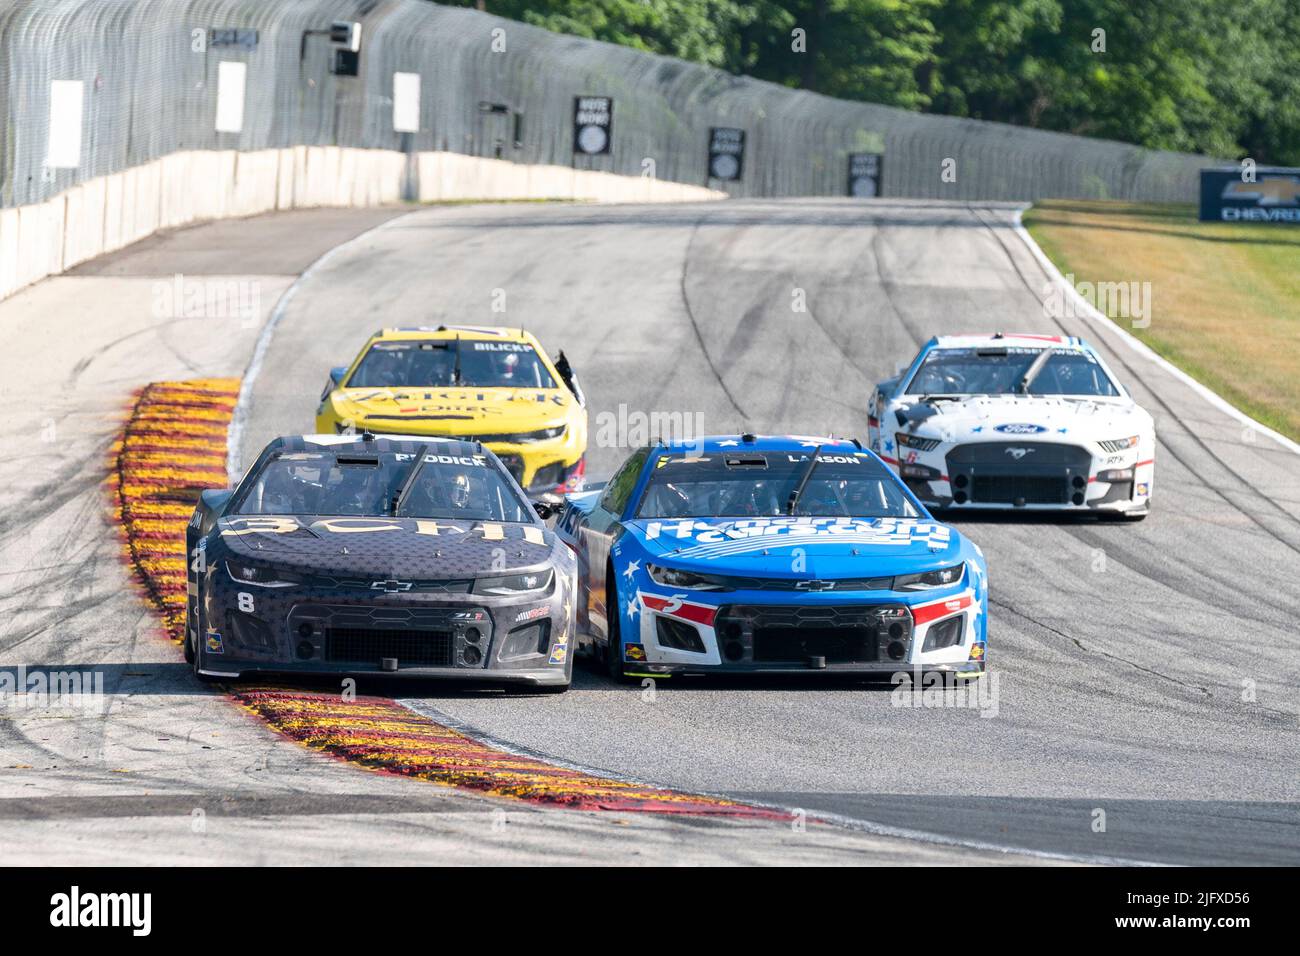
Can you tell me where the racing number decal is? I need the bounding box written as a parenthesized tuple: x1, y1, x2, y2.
(237, 592, 255, 613)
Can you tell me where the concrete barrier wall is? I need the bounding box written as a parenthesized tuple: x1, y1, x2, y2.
(0, 148, 722, 302)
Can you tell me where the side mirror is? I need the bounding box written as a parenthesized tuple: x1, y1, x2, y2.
(895, 404, 938, 428)
(199, 489, 233, 515)
(321, 366, 348, 402)
(532, 499, 559, 521)
(553, 350, 586, 407)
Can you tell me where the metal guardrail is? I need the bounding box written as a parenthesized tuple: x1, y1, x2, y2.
(0, 0, 1212, 209)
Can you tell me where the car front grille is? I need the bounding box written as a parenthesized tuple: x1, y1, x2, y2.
(947, 442, 1091, 506)
(716, 604, 912, 665)
(971, 474, 1068, 505)
(325, 627, 454, 666)
(753, 627, 879, 663)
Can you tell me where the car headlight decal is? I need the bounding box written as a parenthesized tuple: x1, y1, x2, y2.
(225, 560, 303, 588)
(1098, 435, 1140, 453)
(473, 568, 555, 595)
(895, 432, 942, 452)
(894, 563, 965, 591)
(474, 425, 566, 444)
(646, 564, 726, 591)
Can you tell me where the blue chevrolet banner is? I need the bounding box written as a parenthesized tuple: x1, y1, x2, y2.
(1200, 167, 1300, 223)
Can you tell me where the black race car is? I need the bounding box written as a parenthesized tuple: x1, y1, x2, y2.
(184, 434, 576, 691)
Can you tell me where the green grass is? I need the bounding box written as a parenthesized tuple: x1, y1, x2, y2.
(1024, 200, 1300, 441)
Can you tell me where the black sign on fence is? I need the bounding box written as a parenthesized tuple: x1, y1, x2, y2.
(209, 28, 259, 51)
(574, 97, 613, 155)
(1200, 167, 1300, 223)
(708, 127, 745, 182)
(848, 153, 883, 197)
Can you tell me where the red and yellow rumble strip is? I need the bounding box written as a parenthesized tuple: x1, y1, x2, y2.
(233, 688, 782, 815)
(108, 380, 782, 818)
(108, 379, 240, 643)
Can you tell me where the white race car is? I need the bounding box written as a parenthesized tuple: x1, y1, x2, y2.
(868, 334, 1154, 519)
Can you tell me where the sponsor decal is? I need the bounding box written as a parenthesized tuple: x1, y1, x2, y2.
(205, 630, 225, 654)
(969, 642, 986, 661)
(993, 423, 1047, 435)
(548, 644, 567, 664)
(470, 341, 531, 352)
(640, 592, 718, 626)
(642, 517, 951, 557)
(912, 593, 973, 627)
(785, 453, 859, 464)
(623, 642, 647, 662)
(515, 605, 549, 624)
(1136, 482, 1150, 497)
(1201, 167, 1300, 223)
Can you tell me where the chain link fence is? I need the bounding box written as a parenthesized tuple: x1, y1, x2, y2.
(0, 0, 1212, 209)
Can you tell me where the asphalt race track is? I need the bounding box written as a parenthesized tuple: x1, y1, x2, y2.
(3, 198, 1297, 864)
(238, 199, 1300, 865)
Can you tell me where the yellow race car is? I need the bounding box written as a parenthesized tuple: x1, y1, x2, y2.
(316, 325, 587, 499)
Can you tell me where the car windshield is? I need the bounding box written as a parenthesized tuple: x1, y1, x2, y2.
(345, 339, 556, 389)
(635, 451, 920, 518)
(233, 450, 533, 521)
(905, 347, 1119, 397)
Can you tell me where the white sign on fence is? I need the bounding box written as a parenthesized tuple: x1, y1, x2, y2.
(393, 72, 420, 133)
(46, 80, 84, 169)
(215, 61, 247, 133)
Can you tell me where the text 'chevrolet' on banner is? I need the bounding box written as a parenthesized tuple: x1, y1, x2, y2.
(573, 96, 612, 155)
(1199, 166, 1300, 222)
(708, 127, 745, 182)
(848, 152, 883, 197)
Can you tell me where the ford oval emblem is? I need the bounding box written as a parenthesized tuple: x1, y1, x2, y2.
(994, 423, 1047, 435)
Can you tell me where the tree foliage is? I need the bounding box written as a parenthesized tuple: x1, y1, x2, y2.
(461, 0, 1300, 163)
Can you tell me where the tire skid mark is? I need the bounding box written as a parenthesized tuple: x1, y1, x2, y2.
(108, 379, 783, 818)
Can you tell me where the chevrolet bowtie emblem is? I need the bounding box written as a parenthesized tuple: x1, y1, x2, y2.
(795, 580, 835, 591)
(371, 580, 413, 592)
(1223, 176, 1300, 206)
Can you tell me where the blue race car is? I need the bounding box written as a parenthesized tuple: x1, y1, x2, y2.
(555, 435, 988, 682)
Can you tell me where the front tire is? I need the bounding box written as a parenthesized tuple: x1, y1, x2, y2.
(605, 572, 633, 684)
(188, 599, 224, 684)
(183, 597, 196, 665)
